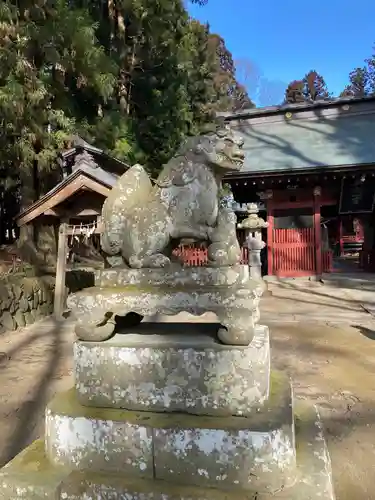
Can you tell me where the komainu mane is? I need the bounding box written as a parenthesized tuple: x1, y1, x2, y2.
(101, 123, 245, 269)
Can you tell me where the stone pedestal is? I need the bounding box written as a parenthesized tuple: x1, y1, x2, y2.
(75, 324, 270, 415)
(67, 266, 264, 346)
(45, 370, 294, 493)
(247, 237, 265, 280)
(0, 266, 335, 500)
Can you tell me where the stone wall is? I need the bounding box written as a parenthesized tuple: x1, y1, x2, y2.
(66, 269, 95, 294)
(0, 275, 55, 333)
(0, 269, 98, 333)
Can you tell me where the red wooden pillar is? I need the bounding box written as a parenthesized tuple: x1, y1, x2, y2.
(313, 187, 322, 276)
(266, 192, 274, 276)
(338, 219, 343, 256)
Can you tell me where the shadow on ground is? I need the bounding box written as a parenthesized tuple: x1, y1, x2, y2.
(267, 277, 375, 314)
(354, 325, 375, 341)
(0, 318, 65, 467)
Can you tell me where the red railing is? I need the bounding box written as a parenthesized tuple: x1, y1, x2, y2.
(342, 235, 359, 243)
(272, 228, 315, 277)
(173, 244, 333, 275)
(322, 250, 333, 273)
(173, 246, 249, 266)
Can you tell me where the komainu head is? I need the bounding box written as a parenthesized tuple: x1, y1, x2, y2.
(176, 123, 245, 173)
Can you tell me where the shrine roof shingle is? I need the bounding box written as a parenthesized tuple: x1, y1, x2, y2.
(220, 96, 375, 177)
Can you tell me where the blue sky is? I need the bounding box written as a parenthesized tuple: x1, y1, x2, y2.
(187, 0, 375, 106)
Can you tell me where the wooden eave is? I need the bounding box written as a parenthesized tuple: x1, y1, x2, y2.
(224, 162, 375, 182)
(16, 170, 111, 226)
(218, 95, 375, 123)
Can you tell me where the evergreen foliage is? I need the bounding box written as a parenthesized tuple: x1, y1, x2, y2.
(0, 0, 252, 225)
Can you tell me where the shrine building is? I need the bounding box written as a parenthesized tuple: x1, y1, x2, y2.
(221, 95, 375, 278)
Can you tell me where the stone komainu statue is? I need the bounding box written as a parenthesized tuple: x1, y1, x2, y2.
(100, 123, 245, 268)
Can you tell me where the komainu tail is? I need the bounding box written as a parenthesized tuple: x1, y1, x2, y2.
(100, 164, 153, 256)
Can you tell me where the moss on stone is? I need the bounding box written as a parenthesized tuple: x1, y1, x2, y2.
(293, 400, 323, 454)
(76, 278, 259, 296)
(61, 470, 260, 499)
(49, 373, 292, 433)
(4, 440, 57, 474)
(268, 370, 288, 400)
(0, 439, 70, 497)
(3, 440, 41, 469)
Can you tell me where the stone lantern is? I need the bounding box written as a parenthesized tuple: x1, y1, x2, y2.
(237, 203, 269, 280)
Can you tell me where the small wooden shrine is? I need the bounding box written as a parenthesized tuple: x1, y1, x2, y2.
(15, 137, 129, 316)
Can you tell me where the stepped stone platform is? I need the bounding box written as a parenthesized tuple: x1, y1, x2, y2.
(0, 323, 335, 500)
(46, 373, 294, 491)
(0, 398, 333, 500)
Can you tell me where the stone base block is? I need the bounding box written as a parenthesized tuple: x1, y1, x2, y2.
(45, 372, 294, 493)
(0, 403, 334, 500)
(67, 265, 263, 346)
(45, 390, 154, 479)
(75, 324, 270, 416)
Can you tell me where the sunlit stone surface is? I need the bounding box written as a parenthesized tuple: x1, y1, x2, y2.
(74, 324, 270, 416)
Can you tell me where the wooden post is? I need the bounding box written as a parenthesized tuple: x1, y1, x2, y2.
(266, 195, 274, 276)
(54, 220, 68, 319)
(313, 187, 322, 277)
(339, 218, 343, 257)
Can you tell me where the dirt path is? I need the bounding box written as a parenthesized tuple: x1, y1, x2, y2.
(0, 318, 74, 467)
(270, 322, 375, 500)
(0, 316, 375, 499)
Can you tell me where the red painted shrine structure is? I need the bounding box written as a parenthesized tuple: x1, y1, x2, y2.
(219, 95, 375, 278)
